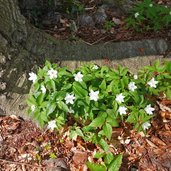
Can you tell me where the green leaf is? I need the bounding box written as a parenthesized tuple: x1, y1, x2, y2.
(100, 80, 106, 90)
(61, 83, 72, 91)
(104, 152, 114, 165)
(99, 138, 109, 151)
(50, 80, 56, 91)
(69, 130, 78, 140)
(55, 91, 66, 100)
(56, 115, 65, 128)
(165, 61, 171, 73)
(45, 60, 52, 67)
(57, 101, 69, 112)
(49, 153, 57, 159)
(47, 103, 56, 115)
(83, 74, 94, 82)
(106, 116, 119, 127)
(86, 162, 106, 171)
(89, 112, 107, 128)
(75, 127, 84, 137)
(58, 68, 72, 77)
(106, 109, 119, 127)
(40, 111, 48, 122)
(73, 82, 88, 97)
(108, 154, 123, 171)
(166, 88, 171, 100)
(37, 93, 45, 105)
(27, 96, 37, 106)
(126, 111, 138, 124)
(94, 152, 105, 159)
(103, 123, 112, 140)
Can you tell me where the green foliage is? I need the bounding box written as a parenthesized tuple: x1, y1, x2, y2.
(28, 59, 170, 136)
(49, 153, 57, 159)
(62, 0, 84, 14)
(125, 0, 171, 32)
(87, 153, 123, 171)
(48, 0, 54, 6)
(28, 60, 171, 171)
(87, 162, 106, 171)
(108, 154, 123, 171)
(104, 20, 115, 30)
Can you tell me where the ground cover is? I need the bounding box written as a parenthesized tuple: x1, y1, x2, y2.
(0, 96, 170, 170)
(19, 0, 171, 44)
(0, 60, 170, 171)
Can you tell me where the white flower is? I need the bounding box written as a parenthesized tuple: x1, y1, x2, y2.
(128, 82, 137, 92)
(74, 72, 83, 82)
(47, 68, 58, 79)
(68, 107, 74, 113)
(147, 77, 158, 88)
(118, 106, 127, 115)
(28, 72, 37, 83)
(92, 65, 99, 70)
(31, 105, 35, 112)
(142, 122, 151, 130)
(18, 154, 32, 161)
(144, 104, 155, 115)
(41, 85, 46, 94)
(149, 4, 153, 7)
(134, 12, 139, 18)
(47, 120, 57, 131)
(115, 93, 125, 103)
(65, 93, 75, 104)
(89, 90, 99, 101)
(125, 139, 131, 144)
(133, 74, 138, 79)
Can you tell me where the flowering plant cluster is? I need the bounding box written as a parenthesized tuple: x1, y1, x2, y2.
(27, 60, 171, 151)
(125, 0, 171, 32)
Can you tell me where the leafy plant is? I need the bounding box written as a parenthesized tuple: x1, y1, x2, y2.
(104, 20, 115, 30)
(27, 60, 171, 170)
(125, 0, 171, 32)
(87, 153, 123, 171)
(62, 0, 84, 14)
(49, 153, 57, 159)
(48, 0, 54, 6)
(28, 60, 171, 135)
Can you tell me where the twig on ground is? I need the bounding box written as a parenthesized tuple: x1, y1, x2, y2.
(85, 6, 96, 11)
(0, 158, 45, 169)
(81, 36, 107, 46)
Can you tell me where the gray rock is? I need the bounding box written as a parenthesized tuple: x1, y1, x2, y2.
(0, 70, 4, 78)
(54, 0, 61, 6)
(0, 53, 6, 64)
(0, 34, 8, 47)
(0, 94, 6, 104)
(78, 14, 95, 27)
(42, 12, 61, 26)
(100, 3, 125, 17)
(44, 158, 70, 171)
(0, 108, 6, 116)
(101, 0, 138, 15)
(0, 82, 6, 91)
(121, 0, 138, 13)
(19, 0, 43, 10)
(94, 8, 107, 25)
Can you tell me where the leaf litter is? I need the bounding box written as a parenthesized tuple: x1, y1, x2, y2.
(0, 97, 170, 171)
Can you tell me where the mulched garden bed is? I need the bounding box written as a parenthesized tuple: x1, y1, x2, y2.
(0, 97, 170, 171)
(20, 0, 171, 44)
